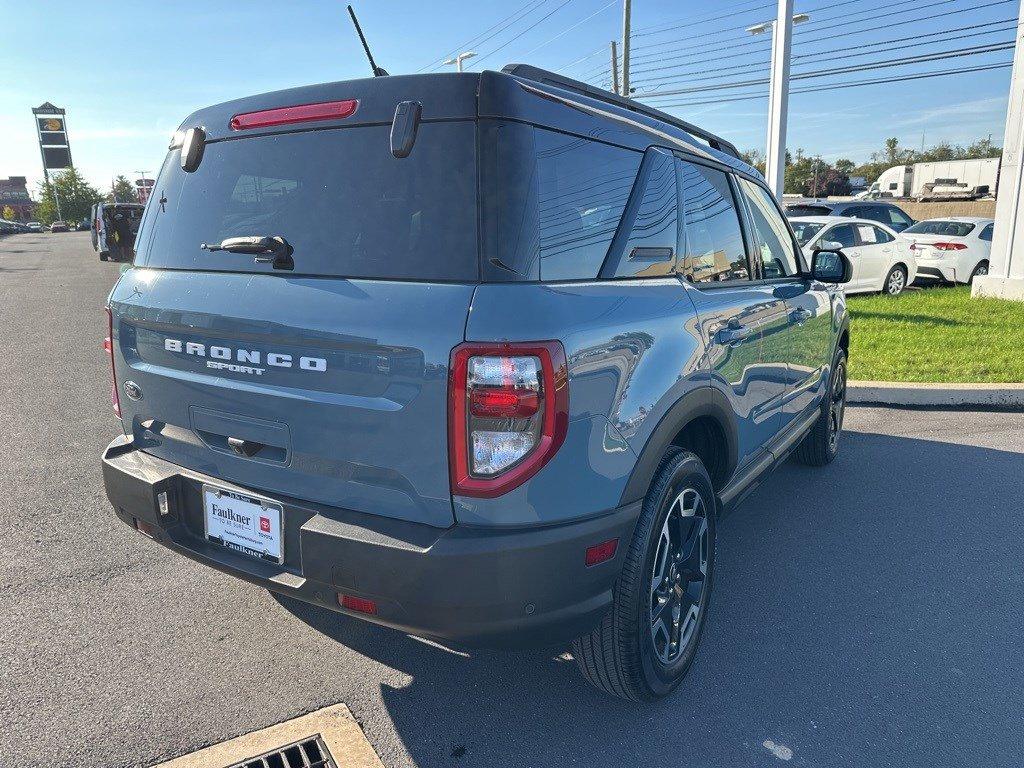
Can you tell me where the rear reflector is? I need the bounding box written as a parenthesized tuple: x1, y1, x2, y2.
(135, 518, 158, 538)
(230, 99, 359, 131)
(338, 594, 377, 615)
(585, 539, 618, 567)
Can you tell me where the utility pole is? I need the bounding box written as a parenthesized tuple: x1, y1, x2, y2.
(749, 3, 807, 198)
(610, 41, 620, 95)
(621, 0, 631, 96)
(443, 51, 476, 72)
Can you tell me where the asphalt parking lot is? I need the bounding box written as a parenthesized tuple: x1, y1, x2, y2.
(1, 231, 1022, 768)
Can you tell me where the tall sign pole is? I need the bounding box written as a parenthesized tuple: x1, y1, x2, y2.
(973, 0, 1024, 301)
(32, 102, 73, 221)
(764, 0, 794, 198)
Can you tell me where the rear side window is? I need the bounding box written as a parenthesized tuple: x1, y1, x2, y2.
(137, 122, 478, 281)
(824, 224, 858, 248)
(979, 224, 994, 241)
(479, 121, 642, 281)
(737, 177, 800, 277)
(602, 148, 678, 278)
(676, 160, 749, 283)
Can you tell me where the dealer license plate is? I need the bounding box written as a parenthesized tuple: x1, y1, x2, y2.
(202, 484, 283, 564)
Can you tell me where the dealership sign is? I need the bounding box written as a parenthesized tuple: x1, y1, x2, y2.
(32, 102, 73, 172)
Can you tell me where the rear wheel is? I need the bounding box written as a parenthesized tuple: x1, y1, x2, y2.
(572, 450, 716, 701)
(795, 350, 847, 466)
(969, 260, 989, 284)
(883, 265, 907, 295)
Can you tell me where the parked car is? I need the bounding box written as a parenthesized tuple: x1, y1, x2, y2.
(902, 217, 993, 285)
(785, 199, 915, 232)
(101, 64, 852, 701)
(49, 221, 70, 232)
(26, 221, 43, 233)
(76, 218, 90, 231)
(790, 216, 917, 295)
(0, 220, 17, 236)
(94, 203, 145, 261)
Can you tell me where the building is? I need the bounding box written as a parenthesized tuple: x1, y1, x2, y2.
(0, 177, 36, 221)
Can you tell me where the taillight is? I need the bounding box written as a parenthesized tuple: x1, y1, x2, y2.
(932, 242, 968, 251)
(229, 99, 359, 131)
(104, 306, 120, 417)
(449, 341, 568, 498)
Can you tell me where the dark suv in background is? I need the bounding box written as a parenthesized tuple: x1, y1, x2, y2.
(101, 64, 852, 700)
(786, 199, 915, 232)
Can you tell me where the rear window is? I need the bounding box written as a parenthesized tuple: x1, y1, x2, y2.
(904, 220, 976, 237)
(785, 204, 831, 217)
(136, 122, 478, 281)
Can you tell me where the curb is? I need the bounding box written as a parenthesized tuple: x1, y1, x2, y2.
(848, 380, 1024, 408)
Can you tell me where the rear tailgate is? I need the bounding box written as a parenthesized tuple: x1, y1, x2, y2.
(110, 273, 472, 527)
(109, 95, 480, 528)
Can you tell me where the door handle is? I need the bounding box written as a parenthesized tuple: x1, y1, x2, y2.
(882, 247, 892, 253)
(716, 324, 752, 345)
(789, 307, 811, 325)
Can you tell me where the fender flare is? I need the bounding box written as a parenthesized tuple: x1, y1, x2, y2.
(619, 386, 739, 506)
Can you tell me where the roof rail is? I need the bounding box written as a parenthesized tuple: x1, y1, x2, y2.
(501, 63, 741, 160)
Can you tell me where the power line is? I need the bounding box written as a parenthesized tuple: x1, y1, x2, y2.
(470, 0, 577, 68)
(642, 61, 1013, 109)
(416, 0, 548, 72)
(517, 0, 619, 60)
(631, 18, 1017, 87)
(640, 41, 1013, 100)
(795, 0, 1013, 38)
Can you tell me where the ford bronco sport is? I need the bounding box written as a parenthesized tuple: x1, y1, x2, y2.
(101, 65, 852, 700)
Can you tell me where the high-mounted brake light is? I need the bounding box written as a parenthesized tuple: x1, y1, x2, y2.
(104, 306, 120, 417)
(449, 341, 569, 498)
(230, 99, 359, 131)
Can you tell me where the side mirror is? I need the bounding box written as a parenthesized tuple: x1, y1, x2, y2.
(180, 126, 206, 173)
(810, 248, 853, 283)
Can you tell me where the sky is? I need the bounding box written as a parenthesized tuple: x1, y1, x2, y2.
(0, 0, 1017, 194)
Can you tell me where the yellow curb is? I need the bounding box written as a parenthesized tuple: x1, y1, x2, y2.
(152, 704, 384, 768)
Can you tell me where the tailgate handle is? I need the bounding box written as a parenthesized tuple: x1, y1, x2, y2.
(227, 437, 264, 458)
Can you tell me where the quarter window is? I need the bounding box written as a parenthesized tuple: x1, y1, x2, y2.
(676, 160, 749, 283)
(979, 224, 994, 242)
(737, 177, 800, 277)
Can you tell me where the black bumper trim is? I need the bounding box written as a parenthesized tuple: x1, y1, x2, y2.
(102, 436, 641, 648)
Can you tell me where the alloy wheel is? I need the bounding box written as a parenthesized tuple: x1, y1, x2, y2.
(887, 269, 905, 294)
(828, 359, 847, 452)
(649, 487, 708, 666)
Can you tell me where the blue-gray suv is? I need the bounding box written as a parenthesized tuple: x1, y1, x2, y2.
(101, 65, 852, 700)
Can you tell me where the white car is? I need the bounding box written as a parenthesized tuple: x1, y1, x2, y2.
(901, 217, 993, 284)
(790, 216, 917, 295)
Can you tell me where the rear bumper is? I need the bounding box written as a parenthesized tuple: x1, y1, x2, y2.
(102, 435, 639, 648)
(914, 264, 956, 283)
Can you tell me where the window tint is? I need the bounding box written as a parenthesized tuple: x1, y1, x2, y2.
(737, 177, 799, 278)
(904, 220, 977, 237)
(873, 226, 894, 243)
(604, 148, 678, 278)
(824, 223, 858, 248)
(886, 206, 913, 228)
(786, 204, 831, 217)
(138, 123, 478, 280)
(791, 221, 824, 246)
(479, 121, 643, 281)
(676, 160, 749, 283)
(979, 223, 994, 241)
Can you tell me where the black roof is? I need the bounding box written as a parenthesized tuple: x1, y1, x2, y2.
(175, 66, 756, 176)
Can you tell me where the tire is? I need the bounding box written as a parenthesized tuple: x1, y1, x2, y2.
(969, 260, 989, 284)
(794, 349, 847, 467)
(572, 449, 716, 701)
(882, 265, 907, 295)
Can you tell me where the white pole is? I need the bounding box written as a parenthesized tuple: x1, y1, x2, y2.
(764, 0, 794, 199)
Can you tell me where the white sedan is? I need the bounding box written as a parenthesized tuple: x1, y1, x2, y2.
(901, 217, 993, 285)
(790, 216, 918, 295)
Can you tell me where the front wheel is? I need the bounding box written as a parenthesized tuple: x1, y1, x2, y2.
(572, 450, 716, 701)
(883, 265, 907, 295)
(794, 350, 847, 466)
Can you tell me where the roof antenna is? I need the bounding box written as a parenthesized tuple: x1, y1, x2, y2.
(347, 5, 389, 77)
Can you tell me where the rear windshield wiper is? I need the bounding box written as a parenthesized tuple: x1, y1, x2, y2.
(201, 236, 294, 270)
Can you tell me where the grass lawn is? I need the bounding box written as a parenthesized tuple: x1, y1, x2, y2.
(846, 286, 1024, 383)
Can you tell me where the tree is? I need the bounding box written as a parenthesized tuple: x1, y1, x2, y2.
(834, 158, 855, 177)
(109, 175, 139, 204)
(1, 205, 15, 221)
(35, 167, 104, 225)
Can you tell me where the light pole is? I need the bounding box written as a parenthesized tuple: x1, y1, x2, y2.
(748, 5, 809, 198)
(443, 51, 477, 72)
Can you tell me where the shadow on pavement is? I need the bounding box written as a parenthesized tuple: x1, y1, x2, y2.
(276, 427, 1023, 768)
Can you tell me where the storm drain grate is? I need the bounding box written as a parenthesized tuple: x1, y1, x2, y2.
(228, 736, 336, 768)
